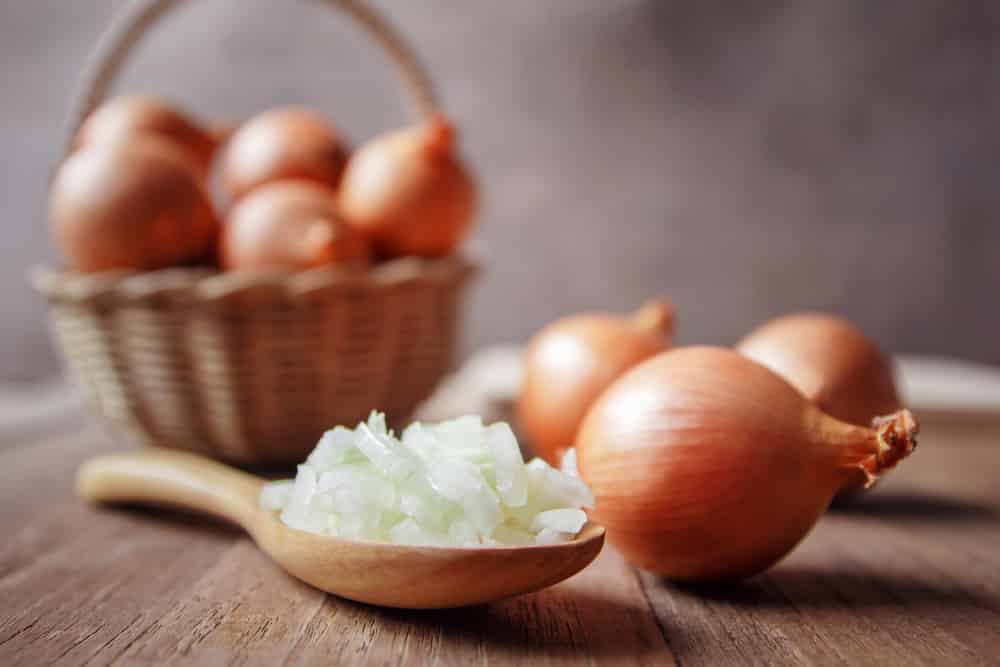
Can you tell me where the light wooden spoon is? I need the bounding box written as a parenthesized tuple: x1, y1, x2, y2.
(77, 448, 605, 609)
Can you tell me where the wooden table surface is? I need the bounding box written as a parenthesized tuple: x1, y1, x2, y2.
(2, 410, 999, 666)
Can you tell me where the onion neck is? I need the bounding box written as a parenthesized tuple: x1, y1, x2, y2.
(631, 300, 674, 341)
(421, 115, 454, 157)
(811, 408, 919, 489)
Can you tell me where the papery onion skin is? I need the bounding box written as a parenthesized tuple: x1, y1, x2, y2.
(576, 346, 917, 581)
(75, 95, 222, 174)
(517, 301, 674, 465)
(221, 107, 349, 202)
(221, 181, 369, 271)
(339, 115, 476, 258)
(737, 313, 901, 498)
(50, 139, 219, 273)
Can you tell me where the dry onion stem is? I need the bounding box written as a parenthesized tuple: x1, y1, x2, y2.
(737, 313, 902, 499)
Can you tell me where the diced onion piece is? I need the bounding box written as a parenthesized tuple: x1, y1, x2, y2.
(355, 423, 419, 481)
(484, 422, 528, 507)
(261, 412, 594, 547)
(492, 524, 535, 546)
(307, 426, 362, 468)
(526, 458, 595, 509)
(560, 448, 580, 478)
(531, 508, 587, 534)
(427, 459, 502, 536)
(535, 528, 575, 545)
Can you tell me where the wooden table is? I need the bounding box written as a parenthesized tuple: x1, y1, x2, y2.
(2, 410, 999, 665)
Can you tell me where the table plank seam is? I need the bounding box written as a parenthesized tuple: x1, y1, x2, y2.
(632, 564, 681, 665)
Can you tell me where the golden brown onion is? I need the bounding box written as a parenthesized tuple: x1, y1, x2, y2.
(221, 181, 369, 271)
(517, 301, 674, 464)
(75, 95, 222, 174)
(339, 115, 476, 257)
(577, 346, 917, 581)
(737, 313, 901, 498)
(220, 107, 348, 202)
(50, 138, 219, 273)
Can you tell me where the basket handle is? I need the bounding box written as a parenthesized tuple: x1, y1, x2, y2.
(63, 0, 439, 156)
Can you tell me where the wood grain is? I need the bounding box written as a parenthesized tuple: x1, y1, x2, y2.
(1, 412, 999, 665)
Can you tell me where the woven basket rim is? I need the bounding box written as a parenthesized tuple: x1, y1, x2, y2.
(32, 253, 479, 304)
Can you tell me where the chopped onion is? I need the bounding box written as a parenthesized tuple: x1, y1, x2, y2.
(261, 412, 593, 547)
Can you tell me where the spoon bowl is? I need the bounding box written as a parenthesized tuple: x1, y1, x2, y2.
(77, 448, 605, 609)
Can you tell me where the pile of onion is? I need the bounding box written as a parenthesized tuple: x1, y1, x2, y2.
(220, 107, 349, 203)
(737, 313, 902, 498)
(74, 95, 225, 175)
(517, 301, 674, 465)
(52, 96, 478, 274)
(576, 346, 917, 581)
(221, 182, 369, 271)
(49, 138, 219, 272)
(339, 115, 476, 257)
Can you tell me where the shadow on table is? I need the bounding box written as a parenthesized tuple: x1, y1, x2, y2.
(662, 566, 993, 611)
(830, 490, 998, 522)
(108, 504, 245, 540)
(102, 505, 664, 658)
(358, 588, 664, 659)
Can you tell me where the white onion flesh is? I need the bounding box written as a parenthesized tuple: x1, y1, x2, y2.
(262, 412, 593, 546)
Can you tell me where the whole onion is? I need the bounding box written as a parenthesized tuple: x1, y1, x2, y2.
(74, 95, 223, 174)
(339, 115, 476, 258)
(517, 301, 674, 465)
(576, 346, 917, 581)
(221, 107, 349, 202)
(221, 181, 369, 271)
(737, 313, 902, 498)
(50, 139, 219, 273)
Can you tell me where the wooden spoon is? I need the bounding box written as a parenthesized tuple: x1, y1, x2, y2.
(77, 448, 605, 609)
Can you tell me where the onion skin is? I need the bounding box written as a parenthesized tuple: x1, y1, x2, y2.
(339, 116, 476, 258)
(737, 313, 901, 498)
(221, 182, 369, 271)
(517, 301, 674, 465)
(50, 139, 219, 273)
(576, 346, 917, 582)
(75, 95, 221, 174)
(221, 107, 349, 202)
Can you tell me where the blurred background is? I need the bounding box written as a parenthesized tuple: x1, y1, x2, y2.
(2, 0, 998, 384)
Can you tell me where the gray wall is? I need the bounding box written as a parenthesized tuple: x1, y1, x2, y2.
(2, 0, 998, 381)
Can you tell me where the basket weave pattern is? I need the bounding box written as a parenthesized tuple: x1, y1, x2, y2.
(35, 0, 477, 464)
(36, 259, 475, 464)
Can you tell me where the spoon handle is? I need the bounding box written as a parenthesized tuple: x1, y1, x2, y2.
(77, 448, 264, 530)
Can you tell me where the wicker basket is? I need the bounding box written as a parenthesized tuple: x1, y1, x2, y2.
(33, 0, 479, 465)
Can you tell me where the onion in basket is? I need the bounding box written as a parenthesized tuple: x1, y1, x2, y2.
(339, 115, 477, 258)
(49, 138, 219, 273)
(74, 95, 225, 175)
(221, 181, 369, 271)
(220, 107, 349, 202)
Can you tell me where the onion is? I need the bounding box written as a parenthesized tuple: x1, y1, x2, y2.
(220, 181, 369, 271)
(737, 313, 901, 498)
(220, 107, 349, 202)
(49, 138, 219, 272)
(339, 115, 476, 258)
(261, 412, 593, 546)
(74, 95, 222, 174)
(517, 300, 674, 465)
(576, 346, 918, 581)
